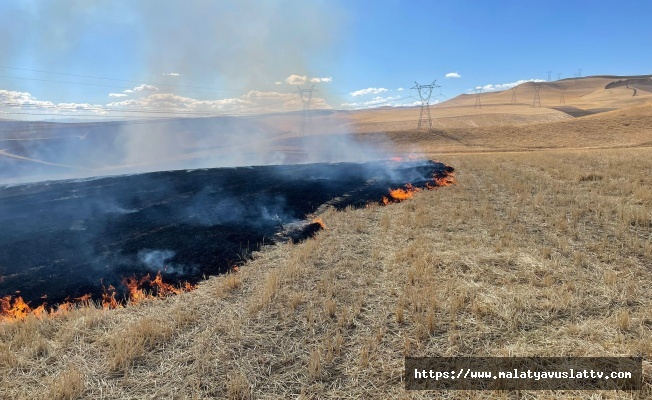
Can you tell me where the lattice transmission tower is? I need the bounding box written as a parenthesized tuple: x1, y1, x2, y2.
(547, 71, 552, 82)
(559, 88, 566, 105)
(474, 87, 483, 108)
(511, 87, 517, 104)
(532, 84, 542, 107)
(297, 85, 318, 136)
(411, 80, 440, 130)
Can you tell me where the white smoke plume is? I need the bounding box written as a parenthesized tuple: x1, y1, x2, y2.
(0, 1, 406, 184)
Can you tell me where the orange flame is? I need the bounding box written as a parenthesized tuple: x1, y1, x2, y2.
(433, 172, 456, 187)
(122, 275, 148, 303)
(312, 217, 326, 229)
(101, 284, 120, 310)
(379, 164, 456, 206)
(31, 304, 47, 319)
(388, 183, 420, 202)
(0, 295, 31, 321)
(151, 271, 186, 296)
(75, 293, 92, 304)
(122, 271, 196, 304)
(1, 271, 195, 322)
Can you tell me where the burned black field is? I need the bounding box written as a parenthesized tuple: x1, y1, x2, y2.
(0, 160, 453, 311)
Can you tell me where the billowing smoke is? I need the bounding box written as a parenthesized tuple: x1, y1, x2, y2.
(0, 1, 405, 184)
(0, 1, 344, 91)
(0, 113, 398, 183)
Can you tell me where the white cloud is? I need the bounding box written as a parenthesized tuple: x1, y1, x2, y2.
(2, 86, 332, 119)
(349, 87, 389, 97)
(341, 95, 422, 109)
(123, 89, 134, 93)
(1, 90, 50, 106)
(285, 74, 307, 85)
(106, 90, 330, 115)
(398, 100, 425, 107)
(57, 103, 103, 112)
(132, 84, 159, 92)
(397, 87, 405, 91)
(162, 72, 181, 76)
(285, 75, 332, 85)
(108, 93, 249, 110)
(445, 72, 461, 78)
(0, 90, 107, 116)
(476, 79, 546, 92)
(310, 77, 332, 83)
(274, 81, 282, 85)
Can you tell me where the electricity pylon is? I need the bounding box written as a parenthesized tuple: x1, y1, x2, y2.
(532, 84, 541, 107)
(297, 85, 318, 136)
(557, 72, 561, 80)
(411, 80, 440, 130)
(547, 71, 552, 82)
(559, 88, 566, 105)
(474, 87, 483, 109)
(511, 87, 517, 104)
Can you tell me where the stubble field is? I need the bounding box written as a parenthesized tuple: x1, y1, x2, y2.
(2, 143, 651, 399)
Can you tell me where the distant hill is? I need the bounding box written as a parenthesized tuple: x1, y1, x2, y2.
(441, 75, 652, 112)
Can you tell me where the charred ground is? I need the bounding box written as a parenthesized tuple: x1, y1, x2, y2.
(0, 160, 453, 308)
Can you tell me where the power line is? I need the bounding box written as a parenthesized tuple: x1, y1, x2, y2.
(532, 84, 541, 107)
(411, 80, 439, 131)
(474, 87, 483, 109)
(0, 66, 242, 93)
(296, 85, 317, 136)
(575, 68, 583, 84)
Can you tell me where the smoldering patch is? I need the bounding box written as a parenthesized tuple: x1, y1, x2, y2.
(0, 159, 454, 317)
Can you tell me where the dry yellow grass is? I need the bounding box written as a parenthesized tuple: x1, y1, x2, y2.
(2, 104, 652, 398)
(346, 76, 652, 134)
(356, 103, 652, 155)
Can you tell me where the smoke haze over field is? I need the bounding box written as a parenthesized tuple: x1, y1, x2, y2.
(0, 1, 345, 96)
(0, 1, 407, 183)
(0, 114, 397, 184)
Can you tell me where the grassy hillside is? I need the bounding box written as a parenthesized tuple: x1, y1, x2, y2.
(358, 104, 652, 154)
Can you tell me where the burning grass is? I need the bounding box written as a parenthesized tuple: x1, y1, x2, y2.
(0, 159, 454, 324)
(1, 148, 651, 398)
(0, 272, 196, 323)
(1, 159, 453, 318)
(382, 168, 456, 205)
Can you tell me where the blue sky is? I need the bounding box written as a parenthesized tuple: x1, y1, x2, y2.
(1, 0, 651, 119)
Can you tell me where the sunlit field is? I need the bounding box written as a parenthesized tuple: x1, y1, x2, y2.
(2, 144, 651, 399)
(3, 1, 652, 398)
